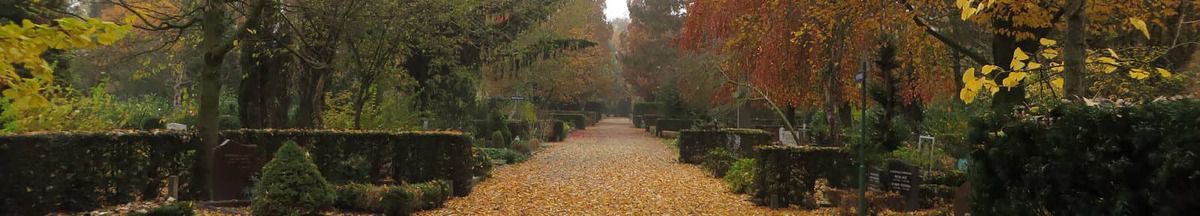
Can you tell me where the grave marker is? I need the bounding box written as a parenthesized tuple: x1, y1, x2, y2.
(886, 160, 922, 211)
(211, 140, 266, 200)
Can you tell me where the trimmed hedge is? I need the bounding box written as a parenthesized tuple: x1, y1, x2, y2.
(0, 129, 474, 215)
(642, 114, 663, 132)
(333, 180, 452, 215)
(551, 113, 589, 130)
(654, 119, 693, 136)
(633, 115, 645, 128)
(219, 130, 473, 197)
(969, 101, 1200, 215)
(677, 128, 773, 164)
(752, 146, 854, 208)
(549, 120, 567, 142)
(0, 131, 200, 214)
(632, 102, 663, 116)
(505, 120, 531, 141)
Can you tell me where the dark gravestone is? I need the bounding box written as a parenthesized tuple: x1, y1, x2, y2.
(953, 182, 972, 216)
(885, 160, 922, 211)
(211, 140, 266, 201)
(867, 167, 885, 191)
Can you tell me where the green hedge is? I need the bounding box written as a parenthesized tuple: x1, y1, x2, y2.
(0, 129, 475, 215)
(677, 129, 773, 164)
(333, 180, 452, 215)
(0, 131, 200, 214)
(969, 101, 1200, 215)
(220, 130, 473, 197)
(633, 115, 645, 128)
(505, 120, 531, 141)
(551, 113, 589, 130)
(632, 102, 663, 116)
(654, 119, 693, 136)
(752, 146, 854, 208)
(549, 120, 567, 142)
(642, 114, 663, 132)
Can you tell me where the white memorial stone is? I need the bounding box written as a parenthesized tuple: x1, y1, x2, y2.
(166, 123, 188, 130)
(779, 127, 799, 146)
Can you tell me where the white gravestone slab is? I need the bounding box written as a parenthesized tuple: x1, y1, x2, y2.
(779, 127, 799, 146)
(166, 123, 188, 130)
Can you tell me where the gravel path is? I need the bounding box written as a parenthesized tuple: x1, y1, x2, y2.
(419, 118, 820, 215)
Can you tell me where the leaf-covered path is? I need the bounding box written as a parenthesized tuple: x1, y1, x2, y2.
(419, 118, 817, 215)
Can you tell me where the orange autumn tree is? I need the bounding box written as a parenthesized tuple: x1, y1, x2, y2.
(680, 0, 957, 145)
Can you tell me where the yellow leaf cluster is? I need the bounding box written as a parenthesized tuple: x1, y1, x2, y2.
(0, 18, 130, 111)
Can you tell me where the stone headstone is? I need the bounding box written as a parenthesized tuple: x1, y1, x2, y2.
(779, 128, 798, 146)
(953, 182, 972, 216)
(211, 140, 265, 200)
(867, 167, 884, 191)
(886, 160, 922, 211)
(166, 123, 188, 130)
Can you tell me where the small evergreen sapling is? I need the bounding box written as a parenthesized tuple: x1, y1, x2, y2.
(251, 141, 336, 216)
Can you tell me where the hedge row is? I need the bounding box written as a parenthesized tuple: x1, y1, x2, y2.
(334, 180, 452, 215)
(551, 113, 589, 130)
(654, 119, 693, 136)
(0, 131, 199, 214)
(641, 114, 663, 132)
(969, 100, 1200, 215)
(752, 146, 854, 208)
(677, 128, 773, 164)
(219, 129, 473, 196)
(0, 129, 474, 215)
(632, 102, 663, 128)
(632, 102, 663, 116)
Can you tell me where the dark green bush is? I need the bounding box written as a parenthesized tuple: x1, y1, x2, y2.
(633, 115, 645, 128)
(471, 148, 493, 178)
(654, 119, 693, 136)
(512, 139, 533, 155)
(480, 148, 527, 164)
(381, 186, 415, 216)
(224, 130, 472, 196)
(724, 159, 757, 194)
(677, 128, 773, 164)
(752, 146, 854, 208)
(0, 129, 475, 215)
(701, 148, 738, 177)
(333, 181, 451, 216)
(551, 113, 588, 130)
(969, 100, 1200, 215)
(130, 202, 194, 216)
(334, 183, 383, 212)
(632, 102, 664, 116)
(490, 131, 508, 148)
(251, 141, 336, 216)
(505, 120, 530, 141)
(411, 180, 452, 210)
(642, 114, 662, 132)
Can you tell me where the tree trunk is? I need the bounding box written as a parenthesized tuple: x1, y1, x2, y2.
(294, 65, 329, 128)
(198, 0, 228, 199)
(238, 5, 291, 129)
(1063, 0, 1089, 98)
(351, 77, 375, 129)
(822, 66, 844, 146)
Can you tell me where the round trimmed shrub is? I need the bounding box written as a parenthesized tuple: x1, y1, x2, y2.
(490, 131, 508, 148)
(251, 141, 336, 216)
